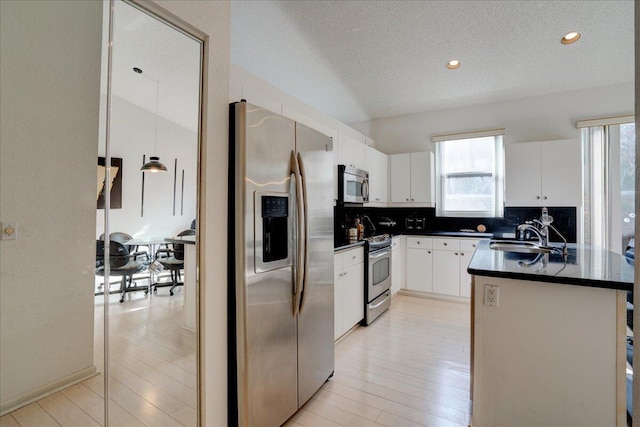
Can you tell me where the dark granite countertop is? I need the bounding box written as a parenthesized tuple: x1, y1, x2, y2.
(468, 240, 634, 291)
(334, 240, 366, 252)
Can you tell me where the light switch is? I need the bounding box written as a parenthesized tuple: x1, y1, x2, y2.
(1, 221, 17, 240)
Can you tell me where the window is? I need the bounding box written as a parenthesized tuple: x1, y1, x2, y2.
(434, 134, 504, 217)
(581, 118, 635, 253)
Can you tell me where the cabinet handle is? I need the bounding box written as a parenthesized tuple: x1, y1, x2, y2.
(472, 244, 476, 247)
(454, 252, 458, 255)
(343, 271, 348, 277)
(536, 195, 540, 200)
(417, 241, 421, 245)
(411, 198, 414, 201)
(375, 198, 380, 201)
(443, 242, 447, 246)
(352, 255, 357, 259)
(460, 252, 464, 256)
(427, 250, 431, 254)
(406, 198, 409, 201)
(543, 196, 547, 200)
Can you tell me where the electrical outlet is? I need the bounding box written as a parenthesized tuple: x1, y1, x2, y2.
(484, 284, 499, 307)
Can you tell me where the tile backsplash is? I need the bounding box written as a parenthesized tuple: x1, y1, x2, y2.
(335, 206, 578, 246)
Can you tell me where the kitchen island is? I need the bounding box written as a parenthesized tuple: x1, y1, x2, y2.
(468, 240, 633, 427)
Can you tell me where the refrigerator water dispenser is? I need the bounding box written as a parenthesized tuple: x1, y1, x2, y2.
(261, 195, 289, 262)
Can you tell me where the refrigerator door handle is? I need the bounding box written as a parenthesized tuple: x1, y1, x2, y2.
(290, 151, 304, 317)
(297, 152, 310, 313)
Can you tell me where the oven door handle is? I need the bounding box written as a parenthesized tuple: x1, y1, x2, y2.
(368, 292, 391, 309)
(369, 248, 391, 259)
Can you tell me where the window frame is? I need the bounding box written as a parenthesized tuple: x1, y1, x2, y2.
(434, 134, 505, 218)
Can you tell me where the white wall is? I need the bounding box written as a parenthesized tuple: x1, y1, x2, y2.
(351, 82, 634, 154)
(0, 0, 101, 414)
(230, 63, 369, 145)
(97, 95, 198, 239)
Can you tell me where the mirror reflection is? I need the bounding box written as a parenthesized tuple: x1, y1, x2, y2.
(99, 1, 201, 425)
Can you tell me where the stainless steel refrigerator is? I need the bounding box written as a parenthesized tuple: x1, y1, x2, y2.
(228, 101, 335, 427)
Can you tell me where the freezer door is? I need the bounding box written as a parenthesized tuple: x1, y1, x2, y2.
(233, 102, 298, 427)
(295, 122, 335, 406)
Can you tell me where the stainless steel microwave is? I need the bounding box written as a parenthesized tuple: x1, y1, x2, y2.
(338, 165, 369, 204)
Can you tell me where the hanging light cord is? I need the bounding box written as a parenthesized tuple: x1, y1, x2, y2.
(153, 79, 159, 156)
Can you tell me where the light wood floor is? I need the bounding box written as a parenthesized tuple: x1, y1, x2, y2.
(1, 293, 470, 427)
(284, 294, 471, 427)
(1, 284, 197, 427)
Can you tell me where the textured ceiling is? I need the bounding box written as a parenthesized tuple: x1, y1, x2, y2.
(102, 1, 201, 132)
(231, 0, 634, 124)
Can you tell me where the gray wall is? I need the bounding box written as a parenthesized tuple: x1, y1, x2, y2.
(0, 0, 102, 412)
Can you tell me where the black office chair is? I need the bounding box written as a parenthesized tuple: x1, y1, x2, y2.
(154, 229, 195, 296)
(95, 240, 147, 303)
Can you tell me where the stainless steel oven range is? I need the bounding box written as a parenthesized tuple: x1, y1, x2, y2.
(364, 234, 392, 325)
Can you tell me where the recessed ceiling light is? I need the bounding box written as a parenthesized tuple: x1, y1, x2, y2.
(561, 31, 581, 45)
(447, 59, 461, 70)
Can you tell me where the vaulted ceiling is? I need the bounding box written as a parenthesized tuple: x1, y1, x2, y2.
(231, 0, 635, 124)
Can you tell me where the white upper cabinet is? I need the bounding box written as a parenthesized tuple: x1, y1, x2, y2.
(505, 139, 581, 207)
(389, 152, 434, 204)
(365, 145, 388, 204)
(337, 132, 365, 170)
(390, 153, 411, 203)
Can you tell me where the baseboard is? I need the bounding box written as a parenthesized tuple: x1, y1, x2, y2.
(0, 366, 98, 416)
(398, 289, 471, 304)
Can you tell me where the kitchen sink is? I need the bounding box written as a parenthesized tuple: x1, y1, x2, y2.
(489, 240, 554, 254)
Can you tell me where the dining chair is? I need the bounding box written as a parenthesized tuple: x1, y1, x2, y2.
(153, 229, 195, 296)
(95, 239, 148, 303)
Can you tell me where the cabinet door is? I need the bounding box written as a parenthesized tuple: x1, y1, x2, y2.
(376, 149, 388, 203)
(391, 238, 403, 295)
(410, 152, 433, 203)
(338, 132, 365, 170)
(540, 139, 581, 206)
(458, 250, 472, 298)
(342, 263, 364, 330)
(432, 250, 460, 295)
(364, 145, 382, 203)
(334, 254, 343, 339)
(406, 248, 433, 292)
(390, 153, 411, 202)
(334, 271, 343, 339)
(505, 142, 542, 206)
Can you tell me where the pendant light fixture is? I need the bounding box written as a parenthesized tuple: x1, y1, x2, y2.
(141, 76, 167, 172)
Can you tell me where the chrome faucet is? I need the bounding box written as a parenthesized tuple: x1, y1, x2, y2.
(516, 222, 547, 246)
(516, 208, 568, 260)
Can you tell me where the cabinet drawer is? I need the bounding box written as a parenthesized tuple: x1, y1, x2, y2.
(433, 238, 459, 251)
(341, 247, 364, 269)
(407, 236, 432, 249)
(391, 236, 401, 251)
(460, 239, 480, 253)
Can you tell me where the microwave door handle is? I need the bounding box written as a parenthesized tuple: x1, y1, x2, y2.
(362, 177, 369, 201)
(296, 152, 310, 314)
(290, 151, 304, 317)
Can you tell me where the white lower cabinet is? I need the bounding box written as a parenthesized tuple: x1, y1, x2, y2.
(390, 236, 404, 295)
(405, 237, 433, 292)
(404, 236, 479, 298)
(334, 247, 365, 340)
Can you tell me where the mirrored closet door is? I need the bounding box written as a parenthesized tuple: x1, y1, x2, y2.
(101, 1, 203, 425)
